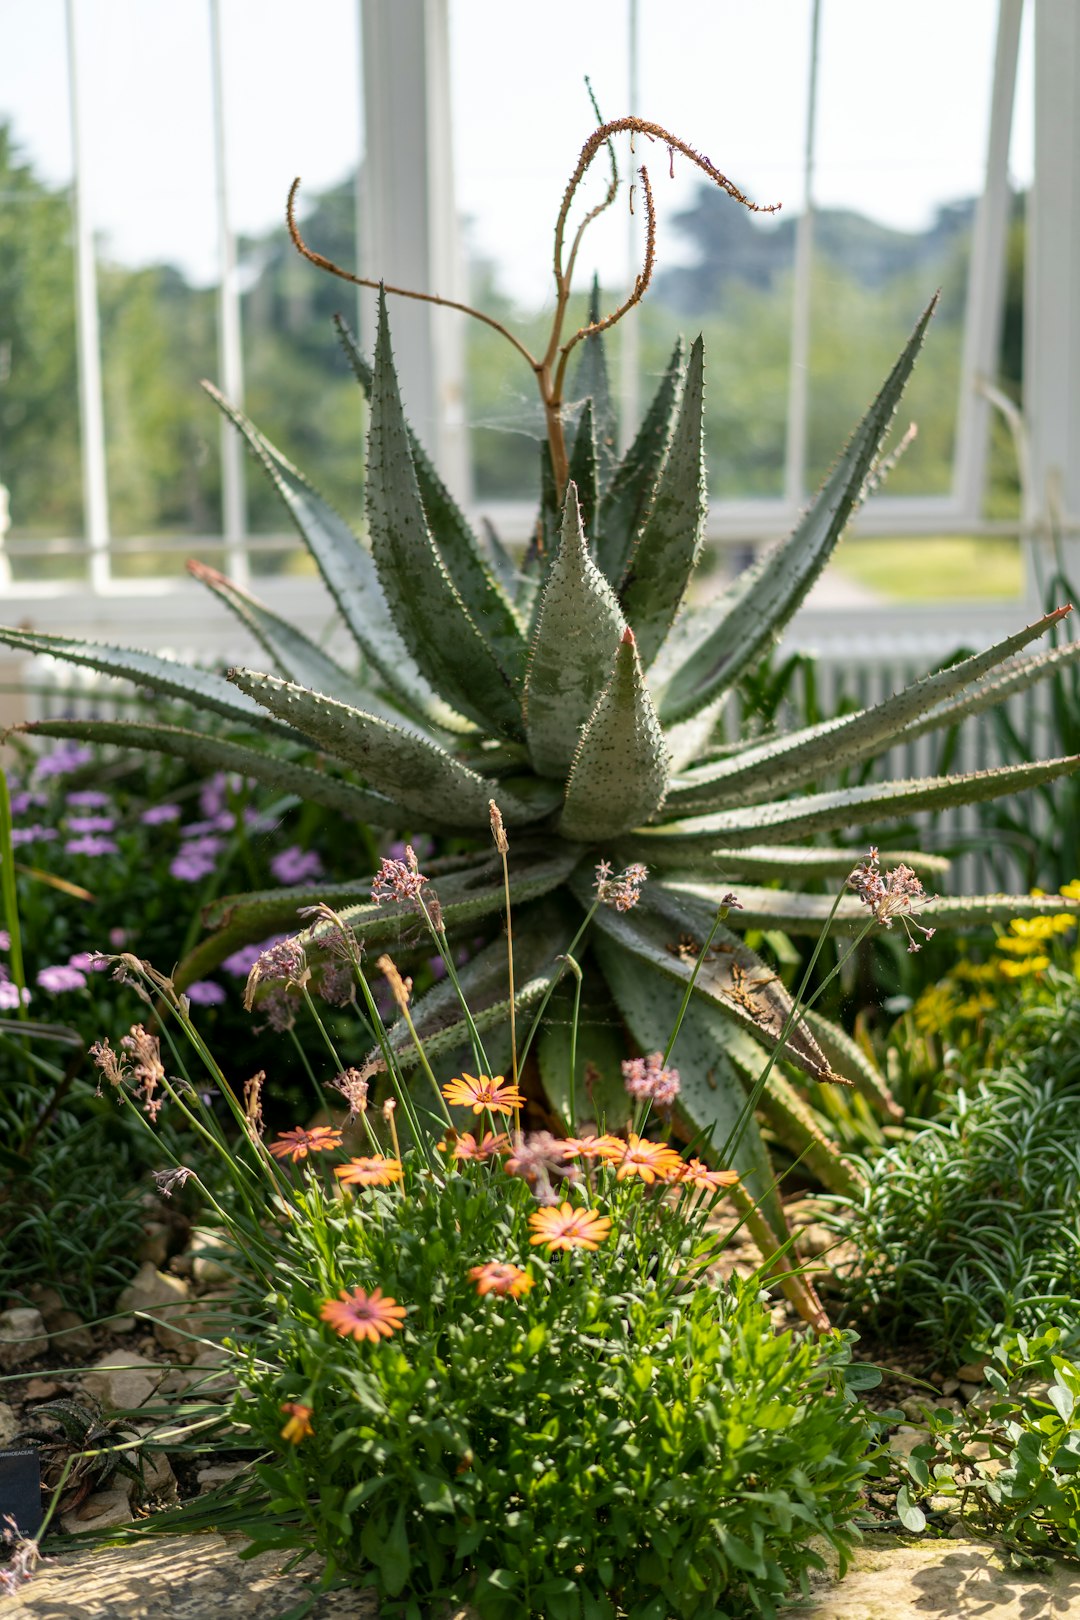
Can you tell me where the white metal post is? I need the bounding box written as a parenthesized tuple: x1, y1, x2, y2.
(65, 0, 111, 592)
(784, 0, 821, 510)
(1026, 0, 1080, 599)
(209, 0, 249, 587)
(952, 0, 1024, 525)
(359, 0, 468, 502)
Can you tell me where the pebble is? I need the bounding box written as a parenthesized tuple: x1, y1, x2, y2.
(82, 1349, 160, 1412)
(956, 1359, 988, 1382)
(116, 1262, 192, 1354)
(0, 1307, 47, 1370)
(60, 1484, 134, 1535)
(0, 1399, 17, 1445)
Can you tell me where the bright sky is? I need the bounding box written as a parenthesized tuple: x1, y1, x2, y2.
(0, 0, 1033, 302)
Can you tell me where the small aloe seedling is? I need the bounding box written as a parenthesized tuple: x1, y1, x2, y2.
(7, 116, 1079, 1246)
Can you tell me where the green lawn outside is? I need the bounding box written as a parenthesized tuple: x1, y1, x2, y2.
(834, 535, 1022, 601)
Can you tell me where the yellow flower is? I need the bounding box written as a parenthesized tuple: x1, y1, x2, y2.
(603, 1134, 685, 1184)
(1059, 879, 1080, 902)
(998, 954, 1050, 978)
(333, 1156, 404, 1188)
(280, 1402, 314, 1443)
(442, 1073, 524, 1115)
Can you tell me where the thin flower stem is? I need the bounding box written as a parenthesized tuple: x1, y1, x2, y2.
(518, 900, 601, 1071)
(662, 898, 734, 1066)
(396, 996, 453, 1125)
(416, 894, 492, 1079)
(558, 951, 584, 1133)
(349, 964, 429, 1162)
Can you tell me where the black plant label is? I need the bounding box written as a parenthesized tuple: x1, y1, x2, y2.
(0, 1449, 42, 1539)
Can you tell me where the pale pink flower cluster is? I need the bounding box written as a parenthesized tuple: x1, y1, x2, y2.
(594, 860, 648, 912)
(848, 847, 936, 953)
(622, 1052, 681, 1111)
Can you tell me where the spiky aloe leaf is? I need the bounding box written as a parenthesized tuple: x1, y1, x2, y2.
(202, 382, 467, 735)
(594, 339, 684, 587)
(16, 717, 402, 827)
(658, 297, 937, 725)
(634, 844, 950, 883)
(185, 560, 375, 713)
(384, 897, 574, 1070)
(618, 336, 705, 667)
(0, 625, 292, 738)
(366, 293, 522, 735)
(647, 755, 1080, 849)
(334, 314, 527, 683)
(227, 667, 559, 829)
(570, 279, 618, 489)
(568, 397, 599, 549)
(902, 636, 1080, 745)
(755, 1070, 864, 1198)
(523, 483, 626, 778)
(676, 881, 1080, 935)
(559, 629, 668, 841)
(594, 938, 783, 1231)
(666, 606, 1072, 813)
(579, 877, 840, 1088)
(178, 849, 579, 989)
(801, 1006, 902, 1123)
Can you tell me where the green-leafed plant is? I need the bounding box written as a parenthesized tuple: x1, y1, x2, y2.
(5, 117, 1080, 1228)
(894, 1327, 1080, 1560)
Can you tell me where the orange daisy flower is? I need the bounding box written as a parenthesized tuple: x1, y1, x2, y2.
(319, 1286, 407, 1343)
(528, 1202, 612, 1252)
(674, 1158, 740, 1194)
(279, 1401, 314, 1443)
(468, 1262, 534, 1299)
(437, 1131, 510, 1161)
(333, 1156, 404, 1188)
(441, 1072, 524, 1116)
(269, 1125, 344, 1162)
(606, 1134, 684, 1183)
(563, 1134, 625, 1160)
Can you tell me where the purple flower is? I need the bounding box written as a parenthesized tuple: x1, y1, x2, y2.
(9, 790, 47, 815)
(11, 825, 58, 846)
(0, 981, 31, 1009)
(65, 835, 119, 857)
(33, 742, 93, 779)
(170, 835, 221, 882)
(65, 790, 111, 808)
(621, 1052, 681, 1111)
(199, 772, 229, 818)
(0, 931, 9, 951)
(222, 936, 285, 977)
(65, 815, 115, 835)
(271, 845, 324, 886)
(244, 807, 277, 834)
(141, 804, 181, 826)
(181, 814, 234, 837)
(185, 979, 226, 1006)
(37, 963, 88, 993)
(68, 950, 107, 973)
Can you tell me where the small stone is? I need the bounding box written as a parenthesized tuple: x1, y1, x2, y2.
(941, 1378, 960, 1397)
(189, 1228, 234, 1286)
(139, 1451, 178, 1503)
(959, 1381, 983, 1403)
(900, 1397, 931, 1423)
(927, 1492, 958, 1513)
(51, 1311, 96, 1357)
(888, 1425, 929, 1458)
(137, 1221, 171, 1268)
(61, 1484, 134, 1534)
(186, 1347, 237, 1398)
(956, 1359, 988, 1382)
(110, 1315, 137, 1334)
(0, 1307, 47, 1369)
(116, 1262, 191, 1353)
(0, 1400, 17, 1444)
(197, 1461, 249, 1493)
(82, 1349, 160, 1412)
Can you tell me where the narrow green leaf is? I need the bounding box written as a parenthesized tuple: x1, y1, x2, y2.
(665, 606, 1072, 812)
(559, 628, 669, 841)
(185, 559, 374, 711)
(659, 299, 937, 724)
(755, 1069, 863, 1197)
(594, 938, 784, 1231)
(903, 636, 1080, 745)
(17, 717, 403, 827)
(536, 977, 629, 1132)
(335, 313, 527, 683)
(523, 482, 626, 778)
(577, 875, 841, 1088)
(366, 291, 522, 735)
(568, 396, 599, 549)
(227, 667, 558, 827)
(0, 624, 291, 738)
(801, 1006, 903, 1123)
(594, 339, 684, 587)
(643, 754, 1080, 848)
(202, 381, 467, 734)
(570, 279, 618, 489)
(618, 336, 706, 667)
(385, 898, 574, 1069)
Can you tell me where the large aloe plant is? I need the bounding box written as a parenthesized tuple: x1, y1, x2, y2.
(7, 118, 1079, 1232)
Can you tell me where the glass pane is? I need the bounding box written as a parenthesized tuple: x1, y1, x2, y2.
(220, 0, 365, 565)
(806, 0, 998, 496)
(0, 0, 84, 578)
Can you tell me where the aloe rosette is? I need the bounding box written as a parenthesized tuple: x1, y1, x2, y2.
(8, 283, 1080, 1217)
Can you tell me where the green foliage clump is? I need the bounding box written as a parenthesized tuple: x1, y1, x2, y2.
(896, 1327, 1080, 1560)
(234, 1155, 875, 1619)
